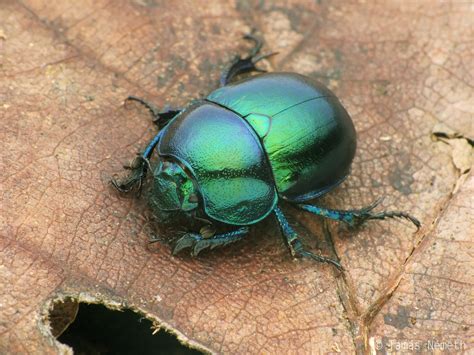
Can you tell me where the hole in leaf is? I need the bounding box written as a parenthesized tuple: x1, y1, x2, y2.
(49, 299, 203, 354)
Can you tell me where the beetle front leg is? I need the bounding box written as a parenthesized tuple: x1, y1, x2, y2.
(297, 198, 421, 229)
(273, 207, 343, 270)
(112, 97, 182, 194)
(111, 130, 164, 193)
(172, 227, 250, 256)
(220, 33, 277, 86)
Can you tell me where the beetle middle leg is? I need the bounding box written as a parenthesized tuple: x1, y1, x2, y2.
(273, 207, 343, 271)
(220, 33, 277, 86)
(297, 198, 421, 229)
(125, 95, 181, 128)
(172, 227, 250, 256)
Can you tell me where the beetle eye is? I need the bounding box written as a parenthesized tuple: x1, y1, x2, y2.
(188, 193, 198, 203)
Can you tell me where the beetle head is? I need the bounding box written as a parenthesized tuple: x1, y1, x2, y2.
(149, 160, 199, 222)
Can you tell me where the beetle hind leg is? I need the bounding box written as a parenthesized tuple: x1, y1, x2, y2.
(297, 198, 421, 229)
(172, 227, 250, 256)
(220, 33, 278, 86)
(273, 207, 343, 271)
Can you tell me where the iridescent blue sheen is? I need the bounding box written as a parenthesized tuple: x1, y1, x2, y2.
(158, 102, 277, 225)
(112, 40, 419, 259)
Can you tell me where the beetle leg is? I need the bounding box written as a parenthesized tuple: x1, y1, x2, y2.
(220, 33, 278, 86)
(111, 130, 163, 194)
(273, 207, 343, 271)
(125, 95, 181, 128)
(112, 95, 182, 194)
(172, 227, 250, 256)
(297, 198, 421, 229)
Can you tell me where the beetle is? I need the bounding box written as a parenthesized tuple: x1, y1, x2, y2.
(112, 34, 420, 270)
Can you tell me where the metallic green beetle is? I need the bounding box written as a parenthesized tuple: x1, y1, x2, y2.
(112, 35, 420, 270)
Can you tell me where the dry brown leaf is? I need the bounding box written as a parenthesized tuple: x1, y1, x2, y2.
(1, 1, 472, 353)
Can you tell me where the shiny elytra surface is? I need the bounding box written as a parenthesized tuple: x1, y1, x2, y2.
(158, 102, 277, 225)
(207, 73, 357, 201)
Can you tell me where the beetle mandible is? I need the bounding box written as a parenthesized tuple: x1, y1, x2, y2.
(112, 34, 420, 270)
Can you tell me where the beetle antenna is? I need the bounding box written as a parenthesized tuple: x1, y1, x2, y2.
(148, 236, 165, 244)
